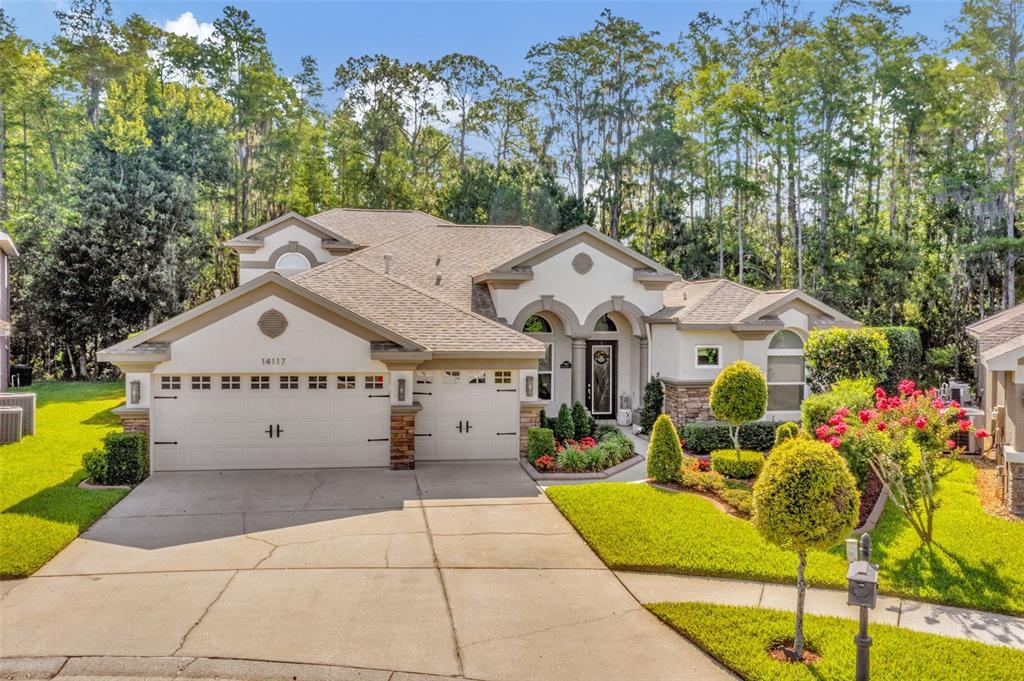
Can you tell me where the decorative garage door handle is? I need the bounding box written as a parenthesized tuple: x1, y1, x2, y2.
(154, 395, 177, 400)
(367, 437, 390, 442)
(414, 433, 432, 437)
(413, 391, 432, 396)
(153, 441, 178, 445)
(368, 394, 389, 398)
(495, 389, 516, 393)
(496, 432, 516, 436)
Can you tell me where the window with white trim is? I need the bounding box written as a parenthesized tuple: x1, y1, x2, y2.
(365, 375, 385, 390)
(695, 345, 722, 368)
(280, 375, 299, 390)
(337, 375, 356, 390)
(221, 376, 240, 390)
(160, 376, 181, 390)
(468, 371, 486, 384)
(251, 375, 270, 390)
(191, 376, 212, 390)
(441, 371, 461, 384)
(309, 375, 327, 390)
(538, 343, 553, 401)
(767, 330, 805, 411)
(494, 370, 512, 384)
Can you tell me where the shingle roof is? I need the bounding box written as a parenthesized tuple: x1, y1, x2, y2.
(309, 208, 453, 247)
(292, 258, 543, 354)
(656, 280, 851, 327)
(967, 303, 1024, 351)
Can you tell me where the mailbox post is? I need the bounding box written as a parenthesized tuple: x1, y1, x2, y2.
(847, 534, 878, 681)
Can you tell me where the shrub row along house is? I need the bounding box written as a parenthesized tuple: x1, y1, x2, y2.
(99, 209, 857, 471)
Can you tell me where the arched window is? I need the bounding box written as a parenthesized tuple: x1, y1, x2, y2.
(767, 329, 805, 411)
(275, 252, 311, 273)
(593, 313, 617, 332)
(523, 315, 552, 333)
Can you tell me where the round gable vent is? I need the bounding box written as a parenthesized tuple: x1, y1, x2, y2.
(258, 309, 288, 338)
(572, 252, 594, 274)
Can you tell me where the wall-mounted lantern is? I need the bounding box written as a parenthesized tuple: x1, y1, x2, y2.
(525, 375, 535, 398)
(397, 377, 407, 402)
(129, 380, 141, 405)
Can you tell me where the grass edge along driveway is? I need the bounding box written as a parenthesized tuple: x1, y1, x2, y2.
(0, 381, 127, 578)
(649, 601, 1024, 681)
(545, 461, 1024, 616)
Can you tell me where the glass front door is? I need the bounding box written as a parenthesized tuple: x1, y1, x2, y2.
(587, 341, 617, 418)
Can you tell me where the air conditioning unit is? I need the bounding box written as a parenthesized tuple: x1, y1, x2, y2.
(949, 382, 972, 406)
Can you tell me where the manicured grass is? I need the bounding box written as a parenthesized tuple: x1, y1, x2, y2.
(546, 461, 1024, 615)
(0, 381, 128, 578)
(649, 602, 1024, 681)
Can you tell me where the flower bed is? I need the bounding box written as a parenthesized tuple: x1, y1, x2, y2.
(660, 455, 754, 517)
(530, 430, 636, 474)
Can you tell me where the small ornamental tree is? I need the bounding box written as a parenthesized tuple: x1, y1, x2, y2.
(710, 360, 767, 456)
(647, 414, 683, 483)
(553, 403, 575, 444)
(640, 377, 664, 434)
(816, 379, 989, 545)
(753, 438, 859, 661)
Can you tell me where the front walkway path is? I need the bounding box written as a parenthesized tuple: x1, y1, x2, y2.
(617, 571, 1024, 650)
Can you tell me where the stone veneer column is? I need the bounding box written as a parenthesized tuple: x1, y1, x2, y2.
(113, 407, 150, 435)
(1007, 460, 1024, 516)
(389, 405, 419, 470)
(661, 380, 713, 428)
(571, 338, 587, 405)
(519, 403, 545, 457)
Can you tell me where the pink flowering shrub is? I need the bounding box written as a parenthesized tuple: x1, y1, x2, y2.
(813, 379, 988, 545)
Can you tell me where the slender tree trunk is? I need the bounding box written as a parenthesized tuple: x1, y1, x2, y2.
(1006, 4, 1019, 308)
(0, 83, 6, 221)
(794, 551, 807, 658)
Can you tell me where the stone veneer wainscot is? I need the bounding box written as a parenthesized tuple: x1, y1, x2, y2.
(662, 379, 712, 427)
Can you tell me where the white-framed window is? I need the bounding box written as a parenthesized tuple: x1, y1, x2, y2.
(221, 376, 240, 390)
(191, 376, 212, 390)
(337, 375, 356, 390)
(309, 375, 327, 390)
(767, 330, 805, 411)
(415, 371, 433, 384)
(494, 370, 512, 384)
(441, 371, 461, 384)
(275, 252, 311, 273)
(160, 376, 181, 390)
(468, 371, 487, 384)
(522, 315, 552, 333)
(251, 375, 270, 390)
(538, 343, 553, 401)
(593, 313, 617, 332)
(278, 375, 298, 390)
(695, 345, 722, 368)
(365, 374, 385, 390)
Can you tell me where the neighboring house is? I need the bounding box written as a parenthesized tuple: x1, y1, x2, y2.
(0, 233, 18, 389)
(99, 209, 858, 472)
(967, 306, 1024, 514)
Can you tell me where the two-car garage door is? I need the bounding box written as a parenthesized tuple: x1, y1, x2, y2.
(151, 374, 392, 471)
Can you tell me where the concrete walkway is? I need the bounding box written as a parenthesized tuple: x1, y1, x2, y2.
(617, 571, 1024, 650)
(0, 462, 732, 681)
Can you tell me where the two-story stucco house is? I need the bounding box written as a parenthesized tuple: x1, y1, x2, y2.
(99, 209, 858, 471)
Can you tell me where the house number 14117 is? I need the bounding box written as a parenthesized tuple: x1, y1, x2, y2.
(261, 357, 286, 366)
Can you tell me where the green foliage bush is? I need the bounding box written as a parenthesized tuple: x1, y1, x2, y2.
(753, 438, 859, 552)
(84, 432, 148, 486)
(581, 447, 606, 471)
(678, 421, 779, 455)
(596, 431, 634, 465)
(595, 422, 621, 440)
(647, 414, 683, 483)
(571, 400, 595, 440)
(710, 449, 764, 479)
(878, 326, 922, 391)
(709, 361, 768, 447)
(679, 459, 725, 493)
(640, 377, 664, 434)
(719, 487, 753, 517)
(553, 403, 575, 443)
(773, 421, 801, 445)
(805, 327, 890, 392)
(800, 377, 875, 432)
(526, 427, 556, 464)
(556, 446, 588, 472)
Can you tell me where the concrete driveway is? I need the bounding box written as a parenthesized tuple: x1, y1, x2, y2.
(1, 462, 730, 681)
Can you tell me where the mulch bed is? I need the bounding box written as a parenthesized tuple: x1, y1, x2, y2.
(974, 458, 1022, 522)
(858, 467, 883, 527)
(768, 644, 821, 664)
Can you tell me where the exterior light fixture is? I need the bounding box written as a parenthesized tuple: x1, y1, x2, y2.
(130, 380, 141, 405)
(525, 375, 535, 398)
(397, 377, 407, 402)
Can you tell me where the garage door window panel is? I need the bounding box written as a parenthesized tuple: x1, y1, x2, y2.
(365, 375, 385, 390)
(221, 375, 240, 390)
(191, 376, 211, 390)
(280, 375, 299, 390)
(251, 376, 270, 390)
(308, 375, 327, 390)
(161, 376, 181, 390)
(337, 375, 356, 390)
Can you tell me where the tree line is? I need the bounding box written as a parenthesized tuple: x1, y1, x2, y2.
(1, 0, 1021, 380)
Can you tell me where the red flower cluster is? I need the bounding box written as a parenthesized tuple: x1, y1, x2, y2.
(534, 455, 556, 471)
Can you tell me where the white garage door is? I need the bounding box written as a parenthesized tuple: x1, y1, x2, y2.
(414, 370, 519, 460)
(150, 374, 391, 471)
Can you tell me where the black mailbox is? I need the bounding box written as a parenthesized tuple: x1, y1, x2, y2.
(847, 560, 878, 608)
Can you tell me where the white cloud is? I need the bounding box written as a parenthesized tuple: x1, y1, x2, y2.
(164, 11, 215, 43)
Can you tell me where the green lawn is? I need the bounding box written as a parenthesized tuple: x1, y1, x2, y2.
(649, 602, 1024, 681)
(546, 461, 1024, 615)
(0, 381, 128, 578)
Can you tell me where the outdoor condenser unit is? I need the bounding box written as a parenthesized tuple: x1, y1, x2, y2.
(0, 406, 23, 444)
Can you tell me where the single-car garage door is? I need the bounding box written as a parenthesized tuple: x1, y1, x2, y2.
(150, 373, 391, 471)
(414, 370, 519, 460)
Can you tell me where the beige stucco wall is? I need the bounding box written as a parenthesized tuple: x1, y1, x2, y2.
(238, 224, 338, 284)
(154, 295, 385, 374)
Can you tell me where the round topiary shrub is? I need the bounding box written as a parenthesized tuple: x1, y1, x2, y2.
(647, 414, 683, 483)
(710, 449, 764, 479)
(773, 421, 801, 445)
(752, 437, 859, 660)
(710, 360, 768, 452)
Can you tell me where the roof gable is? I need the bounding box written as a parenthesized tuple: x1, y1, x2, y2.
(224, 212, 358, 253)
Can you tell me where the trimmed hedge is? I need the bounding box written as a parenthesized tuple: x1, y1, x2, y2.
(678, 420, 779, 456)
(526, 427, 556, 463)
(83, 431, 148, 486)
(799, 377, 874, 432)
(805, 327, 890, 392)
(647, 414, 683, 483)
(878, 326, 922, 392)
(710, 449, 764, 479)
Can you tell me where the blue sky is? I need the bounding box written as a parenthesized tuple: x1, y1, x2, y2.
(3, 0, 964, 91)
